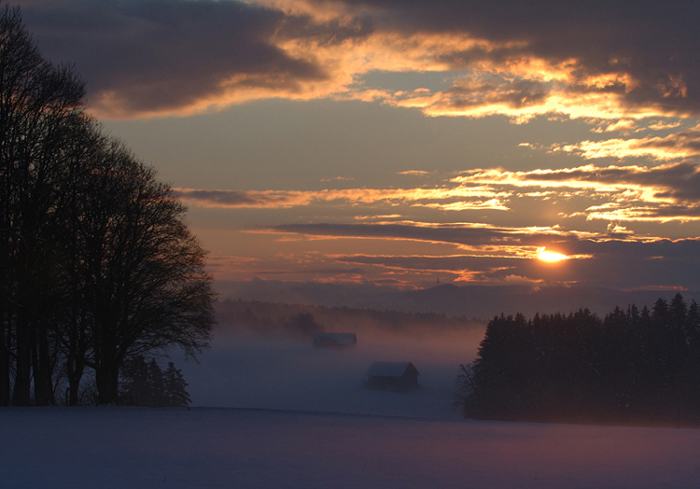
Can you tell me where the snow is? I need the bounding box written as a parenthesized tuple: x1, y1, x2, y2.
(3, 407, 700, 488)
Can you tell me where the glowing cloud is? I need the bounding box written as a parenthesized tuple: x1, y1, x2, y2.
(551, 125, 700, 161)
(451, 161, 700, 222)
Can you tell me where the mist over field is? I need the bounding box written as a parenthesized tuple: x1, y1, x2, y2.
(177, 287, 700, 420)
(177, 304, 486, 418)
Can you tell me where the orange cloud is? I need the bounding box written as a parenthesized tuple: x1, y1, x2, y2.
(551, 124, 700, 160)
(173, 186, 510, 209)
(391, 73, 660, 123)
(449, 161, 700, 222)
(585, 204, 700, 223)
(177, 160, 700, 223)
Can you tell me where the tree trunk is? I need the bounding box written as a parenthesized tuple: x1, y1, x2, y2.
(0, 307, 9, 406)
(95, 363, 120, 405)
(32, 327, 53, 406)
(66, 313, 85, 407)
(66, 359, 84, 406)
(12, 310, 31, 406)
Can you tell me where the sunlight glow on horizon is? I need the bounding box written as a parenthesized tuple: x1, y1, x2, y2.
(537, 247, 569, 262)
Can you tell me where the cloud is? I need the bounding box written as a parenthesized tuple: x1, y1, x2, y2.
(389, 72, 649, 123)
(177, 160, 700, 222)
(316, 0, 700, 117)
(267, 222, 596, 254)
(331, 253, 540, 284)
(20, 0, 330, 118)
(201, 218, 700, 290)
(173, 188, 315, 208)
(173, 186, 509, 210)
(263, 221, 700, 289)
(416, 199, 509, 211)
(553, 125, 700, 160)
(584, 203, 700, 222)
(452, 161, 700, 220)
(266, 0, 700, 121)
(331, 241, 700, 289)
(17, 0, 700, 122)
(176, 157, 700, 226)
(320, 176, 355, 182)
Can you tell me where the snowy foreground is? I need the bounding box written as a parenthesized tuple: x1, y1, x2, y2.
(3, 407, 700, 488)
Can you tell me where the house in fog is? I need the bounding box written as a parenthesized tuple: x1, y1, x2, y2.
(365, 362, 419, 391)
(313, 332, 357, 348)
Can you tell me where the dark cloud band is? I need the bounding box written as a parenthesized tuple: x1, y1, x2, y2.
(16, 0, 700, 119)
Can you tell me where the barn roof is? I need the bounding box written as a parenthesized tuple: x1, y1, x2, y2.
(366, 361, 418, 378)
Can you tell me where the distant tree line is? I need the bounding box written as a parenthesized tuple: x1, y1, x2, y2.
(215, 298, 481, 339)
(0, 7, 213, 406)
(457, 294, 700, 425)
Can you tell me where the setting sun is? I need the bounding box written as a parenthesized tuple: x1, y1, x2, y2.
(537, 247, 569, 262)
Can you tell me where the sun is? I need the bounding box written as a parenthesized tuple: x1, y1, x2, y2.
(537, 247, 569, 263)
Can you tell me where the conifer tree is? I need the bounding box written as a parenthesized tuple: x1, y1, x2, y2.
(164, 362, 191, 408)
(120, 356, 190, 407)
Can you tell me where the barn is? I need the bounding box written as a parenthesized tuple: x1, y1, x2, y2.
(313, 332, 357, 348)
(365, 362, 420, 391)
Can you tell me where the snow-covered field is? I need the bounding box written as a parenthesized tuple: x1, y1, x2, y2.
(4, 328, 700, 488)
(3, 407, 700, 488)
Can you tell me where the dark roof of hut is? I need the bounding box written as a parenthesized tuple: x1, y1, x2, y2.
(366, 362, 418, 378)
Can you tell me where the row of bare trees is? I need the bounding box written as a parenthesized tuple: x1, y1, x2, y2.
(0, 6, 214, 406)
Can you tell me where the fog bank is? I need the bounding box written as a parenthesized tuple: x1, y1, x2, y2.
(178, 318, 485, 418)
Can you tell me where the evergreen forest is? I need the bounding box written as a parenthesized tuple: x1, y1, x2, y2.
(458, 294, 700, 426)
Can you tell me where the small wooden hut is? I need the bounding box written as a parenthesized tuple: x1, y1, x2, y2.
(365, 361, 419, 390)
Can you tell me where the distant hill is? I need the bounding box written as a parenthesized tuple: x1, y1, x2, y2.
(214, 279, 698, 321)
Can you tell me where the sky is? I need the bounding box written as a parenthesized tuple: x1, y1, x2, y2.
(15, 0, 700, 293)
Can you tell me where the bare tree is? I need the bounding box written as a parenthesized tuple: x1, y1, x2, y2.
(0, 6, 214, 406)
(74, 141, 213, 404)
(0, 5, 84, 406)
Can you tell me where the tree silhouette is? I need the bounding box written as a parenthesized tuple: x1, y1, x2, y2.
(0, 5, 84, 406)
(120, 356, 190, 407)
(458, 295, 700, 425)
(164, 362, 191, 408)
(284, 312, 322, 338)
(72, 140, 213, 404)
(0, 6, 213, 406)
